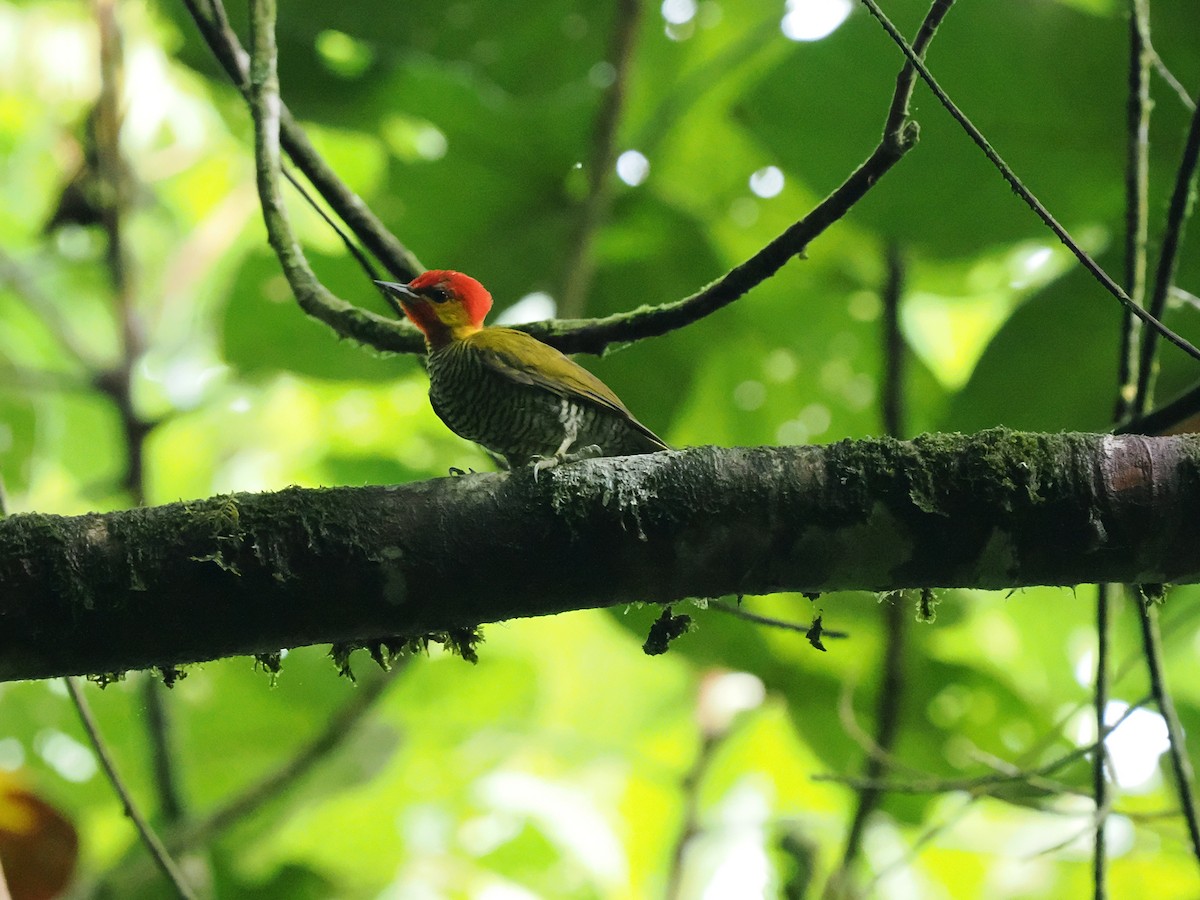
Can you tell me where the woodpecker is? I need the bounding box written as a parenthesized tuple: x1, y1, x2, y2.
(377, 271, 668, 472)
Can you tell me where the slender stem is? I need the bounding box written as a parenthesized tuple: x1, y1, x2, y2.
(1115, 0, 1152, 423)
(817, 697, 1150, 796)
(707, 599, 848, 639)
(530, 0, 956, 356)
(142, 679, 184, 823)
(178, 0, 423, 282)
(857, 0, 1200, 366)
(559, 0, 641, 318)
(1134, 593, 1200, 868)
(1093, 584, 1112, 899)
(0, 248, 99, 368)
(92, 0, 186, 826)
(835, 245, 909, 885)
(93, 0, 136, 359)
(1096, 6, 1155, 893)
(664, 730, 717, 900)
(880, 244, 905, 439)
(1118, 379, 1200, 435)
(169, 669, 399, 849)
(244, 0, 417, 354)
(66, 678, 197, 899)
(1151, 53, 1196, 112)
(1133, 84, 1200, 414)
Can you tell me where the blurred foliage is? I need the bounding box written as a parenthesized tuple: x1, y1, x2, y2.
(2, 0, 1200, 896)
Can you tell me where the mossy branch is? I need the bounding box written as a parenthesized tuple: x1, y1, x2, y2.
(1, 431, 1199, 681)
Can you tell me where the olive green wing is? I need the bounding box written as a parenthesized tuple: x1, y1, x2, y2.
(466, 328, 668, 449)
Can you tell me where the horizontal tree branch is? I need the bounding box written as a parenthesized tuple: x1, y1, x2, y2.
(2, 431, 1198, 681)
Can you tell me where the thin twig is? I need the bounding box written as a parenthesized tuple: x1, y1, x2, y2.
(142, 678, 184, 822)
(178, 0, 423, 283)
(1133, 85, 1200, 414)
(1174, 287, 1200, 311)
(1114, 0, 1152, 424)
(559, 0, 642, 318)
(880, 244, 905, 440)
(834, 245, 909, 887)
(0, 248, 99, 368)
(244, 0, 419, 355)
(1151, 53, 1197, 112)
(93, 0, 187, 824)
(664, 731, 717, 900)
(1134, 592, 1200, 869)
(707, 600, 848, 640)
(169, 668, 400, 849)
(186, 0, 950, 359)
(857, 0, 1200, 366)
(1094, 6, 1156, 891)
(65, 677, 197, 899)
(1116, 378, 1200, 436)
(525, 0, 956, 356)
(665, 673, 764, 899)
(282, 162, 383, 285)
(92, 0, 136, 365)
(815, 696, 1149, 796)
(1092, 584, 1112, 899)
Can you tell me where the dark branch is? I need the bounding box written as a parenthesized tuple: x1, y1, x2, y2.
(835, 241, 910, 886)
(1134, 82, 1200, 412)
(179, 0, 424, 283)
(858, 0, 1200, 366)
(66, 677, 197, 899)
(1115, 0, 1152, 423)
(2, 433, 1200, 682)
(244, 0, 421, 354)
(524, 0, 959, 355)
(1119, 379, 1200, 436)
(189, 0, 953, 359)
(1134, 591, 1200, 869)
(558, 0, 642, 319)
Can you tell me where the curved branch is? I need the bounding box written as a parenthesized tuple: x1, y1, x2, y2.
(558, 0, 642, 319)
(67, 677, 197, 899)
(523, 0, 958, 355)
(1119, 378, 1200, 436)
(193, 0, 956, 358)
(1135, 593, 1200, 868)
(1134, 85, 1200, 411)
(245, 0, 423, 354)
(180, 0, 424, 282)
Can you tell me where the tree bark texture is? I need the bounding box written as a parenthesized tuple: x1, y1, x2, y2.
(1, 430, 1197, 681)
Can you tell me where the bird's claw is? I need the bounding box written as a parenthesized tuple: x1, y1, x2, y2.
(529, 445, 603, 482)
(530, 456, 558, 481)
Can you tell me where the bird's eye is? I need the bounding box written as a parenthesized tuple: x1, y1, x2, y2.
(427, 285, 451, 303)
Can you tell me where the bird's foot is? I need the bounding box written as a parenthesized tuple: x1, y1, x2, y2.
(566, 444, 602, 463)
(529, 445, 603, 481)
(530, 456, 558, 481)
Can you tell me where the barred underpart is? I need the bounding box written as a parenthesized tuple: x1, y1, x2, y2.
(427, 341, 662, 467)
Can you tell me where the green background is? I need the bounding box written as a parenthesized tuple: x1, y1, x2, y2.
(1, 0, 1199, 896)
